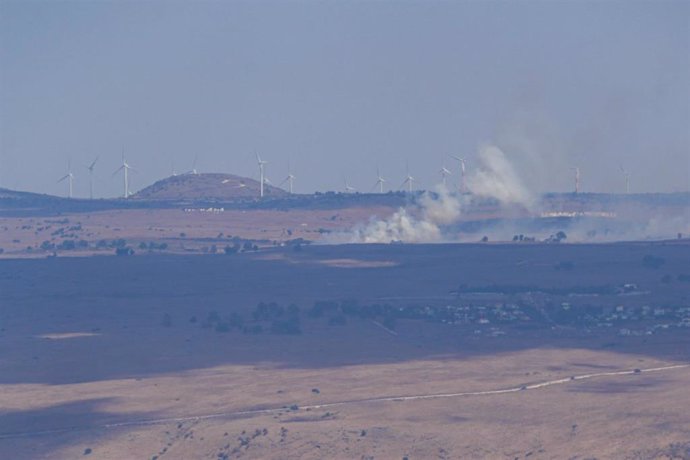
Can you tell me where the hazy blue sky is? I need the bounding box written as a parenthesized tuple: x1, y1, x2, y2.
(1, 0, 688, 197)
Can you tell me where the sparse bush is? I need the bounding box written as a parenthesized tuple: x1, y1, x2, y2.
(115, 247, 134, 256)
(642, 254, 665, 269)
(224, 244, 240, 255)
(270, 317, 301, 335)
(253, 302, 284, 321)
(111, 238, 127, 248)
(215, 322, 230, 333)
(57, 239, 76, 250)
(228, 312, 244, 329)
(308, 301, 337, 318)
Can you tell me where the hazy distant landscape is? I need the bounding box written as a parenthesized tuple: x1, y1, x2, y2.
(0, 133, 689, 460)
(2, 1, 689, 459)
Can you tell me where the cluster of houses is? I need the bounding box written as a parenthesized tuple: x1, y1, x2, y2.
(401, 283, 690, 337)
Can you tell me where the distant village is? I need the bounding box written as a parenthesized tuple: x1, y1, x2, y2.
(193, 279, 690, 340)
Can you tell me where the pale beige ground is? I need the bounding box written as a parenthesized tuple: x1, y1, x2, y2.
(2, 341, 689, 460)
(0, 206, 396, 257)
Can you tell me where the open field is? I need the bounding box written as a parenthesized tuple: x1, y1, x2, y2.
(1, 242, 690, 458)
(0, 206, 396, 257)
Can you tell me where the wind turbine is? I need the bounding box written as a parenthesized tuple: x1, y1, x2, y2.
(113, 152, 134, 198)
(256, 153, 268, 197)
(619, 166, 630, 194)
(571, 166, 581, 194)
(186, 154, 199, 175)
(439, 164, 452, 187)
(57, 161, 75, 198)
(344, 179, 356, 193)
(401, 164, 415, 193)
(451, 155, 467, 193)
(372, 167, 386, 193)
(86, 156, 98, 199)
(279, 160, 296, 193)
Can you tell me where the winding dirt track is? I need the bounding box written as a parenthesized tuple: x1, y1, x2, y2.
(1, 363, 687, 440)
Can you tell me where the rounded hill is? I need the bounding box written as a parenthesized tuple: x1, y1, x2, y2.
(132, 173, 287, 201)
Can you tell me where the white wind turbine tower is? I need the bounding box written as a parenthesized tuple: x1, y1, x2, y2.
(113, 153, 134, 198)
(439, 164, 452, 187)
(372, 167, 386, 193)
(256, 153, 268, 197)
(57, 161, 75, 198)
(571, 166, 581, 194)
(344, 179, 356, 193)
(280, 160, 296, 193)
(619, 166, 630, 194)
(451, 155, 467, 193)
(86, 156, 98, 199)
(401, 164, 415, 193)
(186, 154, 199, 175)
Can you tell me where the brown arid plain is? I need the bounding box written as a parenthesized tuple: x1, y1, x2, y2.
(1, 238, 690, 459)
(0, 206, 396, 257)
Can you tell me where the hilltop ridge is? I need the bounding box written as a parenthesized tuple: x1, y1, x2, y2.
(132, 173, 287, 201)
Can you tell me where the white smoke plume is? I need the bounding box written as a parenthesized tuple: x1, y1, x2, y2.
(344, 144, 530, 243)
(467, 144, 534, 208)
(346, 186, 461, 243)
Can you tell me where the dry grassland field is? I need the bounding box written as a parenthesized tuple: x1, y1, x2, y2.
(1, 242, 690, 459)
(0, 207, 397, 257)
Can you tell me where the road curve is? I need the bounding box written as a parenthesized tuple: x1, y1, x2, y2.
(0, 363, 687, 440)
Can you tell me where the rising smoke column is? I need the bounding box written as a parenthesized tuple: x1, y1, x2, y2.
(346, 144, 533, 243)
(467, 144, 534, 207)
(347, 186, 461, 243)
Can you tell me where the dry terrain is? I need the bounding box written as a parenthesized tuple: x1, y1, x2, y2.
(1, 243, 690, 459)
(0, 206, 396, 257)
